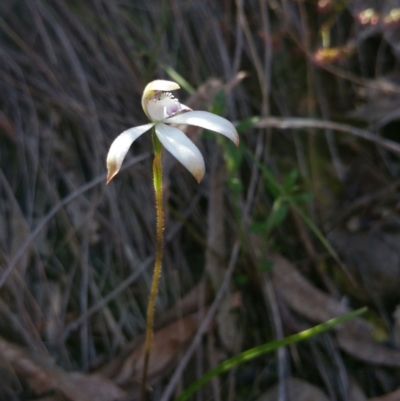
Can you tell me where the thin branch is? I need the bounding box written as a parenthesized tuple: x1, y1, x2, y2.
(255, 117, 400, 155)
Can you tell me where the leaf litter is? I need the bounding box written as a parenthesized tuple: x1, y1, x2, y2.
(1, 1, 400, 400)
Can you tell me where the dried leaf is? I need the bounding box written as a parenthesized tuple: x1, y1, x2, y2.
(370, 388, 400, 401)
(156, 281, 211, 329)
(328, 229, 400, 303)
(337, 323, 400, 367)
(0, 337, 127, 401)
(205, 150, 226, 289)
(205, 149, 238, 352)
(0, 114, 15, 139)
(216, 294, 240, 352)
(269, 253, 348, 321)
(269, 254, 400, 367)
(392, 305, 400, 348)
(113, 313, 201, 385)
(256, 377, 329, 401)
(348, 379, 368, 401)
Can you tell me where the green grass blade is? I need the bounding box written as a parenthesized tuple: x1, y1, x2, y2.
(176, 307, 367, 401)
(160, 63, 195, 94)
(289, 201, 342, 264)
(245, 146, 341, 264)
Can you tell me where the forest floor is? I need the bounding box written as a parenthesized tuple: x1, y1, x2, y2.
(1, 1, 400, 400)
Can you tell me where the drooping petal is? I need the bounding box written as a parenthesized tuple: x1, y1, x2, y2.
(106, 123, 154, 183)
(165, 110, 239, 147)
(155, 123, 205, 183)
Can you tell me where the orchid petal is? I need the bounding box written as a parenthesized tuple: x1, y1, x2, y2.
(144, 80, 180, 93)
(142, 80, 181, 119)
(147, 93, 183, 121)
(155, 123, 205, 183)
(177, 103, 192, 113)
(165, 110, 239, 147)
(106, 123, 154, 183)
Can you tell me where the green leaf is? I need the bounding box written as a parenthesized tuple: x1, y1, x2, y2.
(176, 307, 367, 401)
(265, 200, 288, 235)
(160, 64, 195, 94)
(250, 221, 268, 234)
(235, 116, 261, 133)
(235, 274, 249, 285)
(245, 144, 338, 265)
(291, 192, 313, 204)
(224, 141, 244, 175)
(283, 169, 299, 193)
(227, 177, 243, 194)
(290, 202, 341, 264)
(211, 90, 227, 115)
(259, 260, 274, 272)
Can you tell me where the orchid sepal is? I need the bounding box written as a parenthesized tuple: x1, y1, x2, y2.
(107, 79, 239, 183)
(165, 110, 239, 147)
(106, 123, 154, 184)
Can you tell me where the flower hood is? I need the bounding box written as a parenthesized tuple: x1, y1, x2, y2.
(106, 80, 239, 183)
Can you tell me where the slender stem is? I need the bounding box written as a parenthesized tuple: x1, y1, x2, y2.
(140, 131, 164, 401)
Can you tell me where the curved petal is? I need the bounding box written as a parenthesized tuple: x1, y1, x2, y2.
(106, 123, 154, 183)
(164, 110, 239, 146)
(142, 80, 180, 117)
(176, 102, 192, 113)
(144, 80, 180, 93)
(155, 123, 205, 183)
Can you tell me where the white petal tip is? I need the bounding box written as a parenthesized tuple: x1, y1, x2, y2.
(106, 159, 120, 184)
(145, 80, 180, 93)
(193, 169, 205, 183)
(105, 123, 154, 184)
(233, 132, 240, 147)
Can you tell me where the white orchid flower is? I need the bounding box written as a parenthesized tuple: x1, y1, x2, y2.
(106, 80, 239, 184)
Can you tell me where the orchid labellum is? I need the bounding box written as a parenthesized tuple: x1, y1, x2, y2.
(106, 80, 239, 183)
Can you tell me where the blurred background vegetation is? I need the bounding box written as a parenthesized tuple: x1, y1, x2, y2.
(1, 0, 400, 400)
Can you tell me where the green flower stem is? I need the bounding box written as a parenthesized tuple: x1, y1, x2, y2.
(140, 131, 164, 401)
